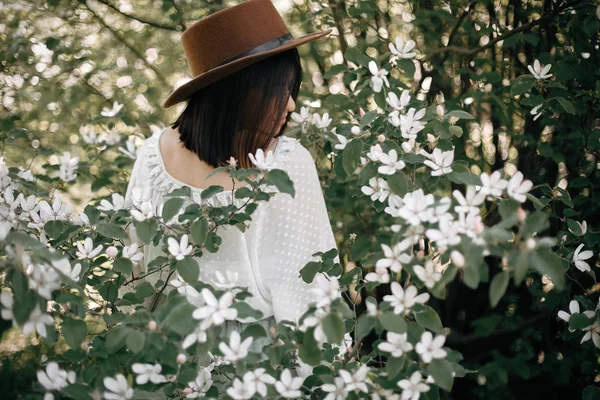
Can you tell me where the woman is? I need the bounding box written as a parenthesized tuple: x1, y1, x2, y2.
(120, 0, 340, 382)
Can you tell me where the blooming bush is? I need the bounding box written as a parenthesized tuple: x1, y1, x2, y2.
(1, 0, 599, 399)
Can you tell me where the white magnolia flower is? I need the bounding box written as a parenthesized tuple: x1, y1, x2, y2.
(389, 108, 426, 140)
(310, 274, 342, 308)
(275, 368, 304, 398)
(167, 234, 193, 261)
(219, 330, 253, 362)
(37, 196, 74, 222)
(479, 170, 508, 198)
(420, 148, 454, 176)
(424, 213, 461, 250)
(242, 368, 276, 397)
(334, 133, 348, 151)
(581, 321, 600, 349)
(361, 177, 390, 202)
(59, 152, 79, 182)
(321, 376, 348, 400)
(170, 274, 203, 307)
(376, 239, 413, 273)
(103, 373, 133, 400)
(118, 140, 141, 160)
(17, 167, 34, 181)
(364, 266, 391, 284)
(527, 59, 553, 80)
(26, 263, 61, 299)
(192, 289, 237, 329)
(389, 37, 416, 59)
(186, 368, 213, 398)
(378, 149, 406, 175)
(530, 102, 544, 121)
(101, 101, 124, 117)
(378, 332, 413, 357)
(121, 243, 144, 264)
(396, 189, 435, 226)
(0, 291, 15, 324)
(413, 260, 442, 288)
(227, 377, 255, 400)
(52, 257, 82, 282)
(415, 331, 447, 363)
(572, 243, 594, 272)
(290, 106, 312, 133)
(131, 186, 152, 210)
(366, 143, 385, 162)
(98, 193, 125, 213)
(368, 61, 390, 93)
(386, 90, 411, 111)
(131, 363, 168, 384)
(248, 148, 277, 171)
(558, 300, 595, 333)
(506, 171, 533, 203)
(453, 186, 485, 215)
(75, 237, 103, 259)
(23, 305, 54, 338)
(299, 308, 329, 344)
(397, 371, 430, 400)
(130, 201, 155, 221)
(338, 364, 370, 393)
(214, 270, 239, 290)
(182, 325, 208, 349)
(384, 282, 430, 315)
(37, 362, 76, 391)
(312, 112, 332, 130)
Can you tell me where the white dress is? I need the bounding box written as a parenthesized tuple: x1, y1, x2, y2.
(119, 126, 340, 377)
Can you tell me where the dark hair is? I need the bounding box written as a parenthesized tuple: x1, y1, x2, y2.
(169, 47, 303, 169)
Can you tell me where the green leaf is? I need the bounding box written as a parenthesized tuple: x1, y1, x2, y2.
(356, 313, 376, 339)
(241, 324, 267, 341)
(205, 231, 222, 253)
(414, 305, 444, 334)
(582, 385, 600, 400)
(267, 169, 295, 197)
(360, 110, 379, 128)
(190, 218, 209, 246)
(45, 220, 66, 239)
(126, 330, 146, 353)
(521, 211, 549, 238)
(511, 75, 537, 97)
(531, 250, 567, 290)
(323, 313, 345, 344)
(135, 219, 158, 244)
(569, 313, 594, 330)
(200, 185, 224, 199)
(489, 272, 509, 308)
(386, 356, 405, 378)
(446, 110, 474, 120)
(96, 223, 128, 240)
(512, 251, 531, 286)
(428, 358, 454, 391)
(62, 317, 87, 349)
(300, 262, 321, 283)
(379, 311, 408, 333)
(342, 139, 363, 176)
(298, 327, 322, 366)
(113, 257, 133, 274)
(583, 16, 600, 37)
(338, 267, 362, 286)
(176, 257, 200, 283)
(323, 63, 348, 79)
(449, 126, 463, 138)
(231, 302, 263, 320)
(105, 325, 130, 354)
(162, 197, 185, 222)
(387, 171, 409, 196)
(554, 97, 576, 115)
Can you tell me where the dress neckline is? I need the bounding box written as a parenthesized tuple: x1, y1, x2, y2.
(145, 126, 298, 205)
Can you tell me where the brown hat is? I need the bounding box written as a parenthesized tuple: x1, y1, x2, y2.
(162, 0, 333, 108)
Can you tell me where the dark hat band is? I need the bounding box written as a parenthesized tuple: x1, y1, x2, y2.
(216, 33, 294, 67)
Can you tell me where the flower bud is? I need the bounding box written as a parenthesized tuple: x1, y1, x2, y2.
(427, 133, 436, 143)
(417, 250, 425, 259)
(183, 388, 192, 395)
(148, 320, 157, 330)
(450, 251, 465, 268)
(81, 342, 89, 351)
(351, 125, 361, 135)
(526, 238, 536, 250)
(176, 354, 187, 364)
(106, 246, 118, 258)
(377, 134, 385, 142)
(561, 235, 567, 242)
(517, 208, 526, 222)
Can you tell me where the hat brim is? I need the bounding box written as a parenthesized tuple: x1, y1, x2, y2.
(162, 28, 333, 108)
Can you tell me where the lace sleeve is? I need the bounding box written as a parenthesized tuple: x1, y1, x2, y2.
(247, 141, 340, 325)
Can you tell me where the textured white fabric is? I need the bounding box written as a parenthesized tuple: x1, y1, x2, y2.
(119, 127, 340, 332)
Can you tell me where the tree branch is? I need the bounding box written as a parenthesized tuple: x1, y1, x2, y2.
(92, 0, 184, 31)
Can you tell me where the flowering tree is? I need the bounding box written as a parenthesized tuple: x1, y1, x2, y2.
(1, 0, 599, 399)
